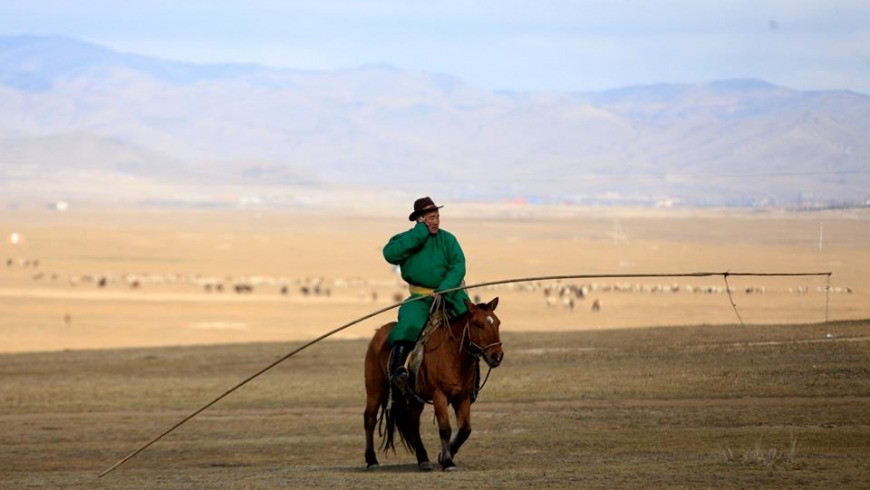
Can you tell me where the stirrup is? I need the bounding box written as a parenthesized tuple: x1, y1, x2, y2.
(391, 368, 409, 395)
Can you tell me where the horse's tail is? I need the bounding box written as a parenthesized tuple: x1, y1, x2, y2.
(382, 390, 416, 455)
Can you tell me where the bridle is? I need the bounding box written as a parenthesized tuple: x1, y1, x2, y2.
(460, 316, 502, 367)
(459, 315, 501, 395)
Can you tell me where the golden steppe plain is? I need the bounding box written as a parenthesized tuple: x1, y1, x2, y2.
(1, 205, 869, 488)
(1, 205, 867, 353)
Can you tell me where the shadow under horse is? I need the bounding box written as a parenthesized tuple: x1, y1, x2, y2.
(364, 297, 504, 471)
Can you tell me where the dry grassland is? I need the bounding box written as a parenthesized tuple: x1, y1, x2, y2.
(1, 321, 869, 488)
(0, 206, 869, 488)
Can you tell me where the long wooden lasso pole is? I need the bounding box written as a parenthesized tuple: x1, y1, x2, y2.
(99, 270, 831, 477)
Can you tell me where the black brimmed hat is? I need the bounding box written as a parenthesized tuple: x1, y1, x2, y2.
(408, 196, 443, 221)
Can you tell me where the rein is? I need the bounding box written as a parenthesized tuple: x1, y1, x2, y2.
(459, 320, 498, 394)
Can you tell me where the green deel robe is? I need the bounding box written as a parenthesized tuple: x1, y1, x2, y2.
(383, 221, 470, 344)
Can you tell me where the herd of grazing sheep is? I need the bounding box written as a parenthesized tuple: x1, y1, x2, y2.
(6, 256, 852, 315)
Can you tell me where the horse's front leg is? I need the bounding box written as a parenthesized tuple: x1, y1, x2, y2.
(449, 397, 472, 458)
(407, 401, 433, 471)
(432, 391, 457, 471)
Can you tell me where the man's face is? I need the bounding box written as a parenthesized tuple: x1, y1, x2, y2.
(419, 211, 440, 235)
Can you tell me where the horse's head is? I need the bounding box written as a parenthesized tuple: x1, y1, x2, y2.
(463, 297, 504, 368)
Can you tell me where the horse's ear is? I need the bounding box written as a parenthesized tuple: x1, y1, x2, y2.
(464, 298, 476, 311)
(488, 297, 499, 311)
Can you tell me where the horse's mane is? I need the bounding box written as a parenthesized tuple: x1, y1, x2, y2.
(444, 303, 482, 331)
(474, 302, 494, 311)
(446, 302, 492, 329)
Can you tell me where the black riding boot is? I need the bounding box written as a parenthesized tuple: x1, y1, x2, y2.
(389, 342, 413, 395)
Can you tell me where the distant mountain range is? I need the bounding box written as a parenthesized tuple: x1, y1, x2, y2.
(1, 34, 868, 208)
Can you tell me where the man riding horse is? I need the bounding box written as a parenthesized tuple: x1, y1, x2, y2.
(383, 196, 473, 397)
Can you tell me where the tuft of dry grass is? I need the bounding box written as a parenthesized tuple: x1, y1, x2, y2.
(720, 433, 799, 466)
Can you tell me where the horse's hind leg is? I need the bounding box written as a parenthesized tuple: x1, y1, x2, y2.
(363, 335, 388, 470)
(363, 391, 381, 469)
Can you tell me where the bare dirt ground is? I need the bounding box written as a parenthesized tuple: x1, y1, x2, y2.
(1, 205, 869, 488)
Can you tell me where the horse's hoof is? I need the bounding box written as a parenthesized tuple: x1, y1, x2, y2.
(418, 461, 433, 472)
(366, 463, 380, 471)
(437, 452, 456, 471)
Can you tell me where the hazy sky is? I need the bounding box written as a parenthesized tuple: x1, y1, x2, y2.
(3, 1, 870, 94)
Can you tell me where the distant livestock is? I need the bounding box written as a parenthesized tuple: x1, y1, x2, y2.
(6, 258, 39, 268)
(9, 264, 853, 314)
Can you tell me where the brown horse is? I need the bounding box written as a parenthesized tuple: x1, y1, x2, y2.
(363, 297, 504, 471)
